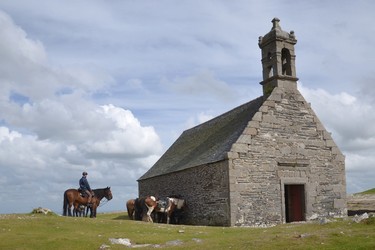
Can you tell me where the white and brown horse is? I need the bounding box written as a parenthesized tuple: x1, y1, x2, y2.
(155, 197, 186, 224)
(132, 196, 158, 222)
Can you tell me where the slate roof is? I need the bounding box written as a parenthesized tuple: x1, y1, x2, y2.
(138, 96, 264, 181)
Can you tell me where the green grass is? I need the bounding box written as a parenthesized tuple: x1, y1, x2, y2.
(358, 188, 375, 195)
(0, 212, 374, 249)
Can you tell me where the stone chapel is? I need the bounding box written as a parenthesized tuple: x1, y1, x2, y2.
(138, 18, 347, 227)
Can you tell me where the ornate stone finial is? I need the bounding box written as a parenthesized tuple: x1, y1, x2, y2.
(290, 30, 295, 39)
(272, 17, 281, 30)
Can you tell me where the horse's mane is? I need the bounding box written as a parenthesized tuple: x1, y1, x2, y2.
(92, 187, 111, 200)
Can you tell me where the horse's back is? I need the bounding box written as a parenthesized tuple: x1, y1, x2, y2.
(64, 188, 78, 195)
(126, 199, 135, 208)
(64, 188, 80, 202)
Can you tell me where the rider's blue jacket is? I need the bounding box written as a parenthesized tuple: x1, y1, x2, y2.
(79, 176, 91, 191)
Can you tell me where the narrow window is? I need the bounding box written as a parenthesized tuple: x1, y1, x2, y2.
(267, 65, 273, 78)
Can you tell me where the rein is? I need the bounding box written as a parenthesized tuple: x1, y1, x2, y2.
(92, 188, 111, 207)
(98, 198, 109, 207)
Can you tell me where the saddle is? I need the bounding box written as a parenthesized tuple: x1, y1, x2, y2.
(157, 198, 169, 212)
(77, 188, 94, 198)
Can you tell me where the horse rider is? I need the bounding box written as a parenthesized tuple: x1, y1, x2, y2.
(79, 171, 93, 205)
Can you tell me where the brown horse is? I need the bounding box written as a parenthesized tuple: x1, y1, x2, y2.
(134, 196, 158, 222)
(63, 187, 112, 217)
(156, 197, 186, 224)
(126, 199, 135, 220)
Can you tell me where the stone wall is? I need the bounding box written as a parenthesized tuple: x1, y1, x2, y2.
(228, 86, 347, 226)
(347, 194, 375, 215)
(138, 160, 231, 226)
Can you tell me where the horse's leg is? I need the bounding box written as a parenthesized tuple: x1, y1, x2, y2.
(90, 204, 97, 218)
(167, 208, 177, 224)
(128, 208, 134, 220)
(126, 200, 135, 220)
(68, 202, 73, 216)
(167, 202, 176, 224)
(73, 203, 79, 217)
(146, 206, 154, 222)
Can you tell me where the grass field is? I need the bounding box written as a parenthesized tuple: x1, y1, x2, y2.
(358, 188, 375, 195)
(0, 212, 374, 250)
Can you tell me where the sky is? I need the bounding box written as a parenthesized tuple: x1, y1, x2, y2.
(0, 0, 374, 215)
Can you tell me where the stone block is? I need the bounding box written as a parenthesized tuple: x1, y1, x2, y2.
(271, 93, 282, 102)
(244, 127, 258, 135)
(323, 131, 332, 140)
(253, 112, 262, 121)
(259, 106, 268, 112)
(226, 152, 239, 159)
(263, 100, 275, 108)
(231, 143, 248, 153)
(263, 114, 278, 124)
(237, 134, 252, 143)
(326, 140, 336, 147)
(248, 121, 260, 128)
(334, 198, 347, 209)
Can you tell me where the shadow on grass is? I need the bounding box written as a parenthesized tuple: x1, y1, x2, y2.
(113, 215, 129, 220)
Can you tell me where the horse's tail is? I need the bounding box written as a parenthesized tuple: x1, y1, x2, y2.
(63, 191, 68, 216)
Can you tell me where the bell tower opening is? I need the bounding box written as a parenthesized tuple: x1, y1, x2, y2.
(267, 65, 273, 78)
(281, 48, 292, 76)
(258, 18, 299, 97)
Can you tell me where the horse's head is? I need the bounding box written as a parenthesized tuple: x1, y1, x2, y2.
(145, 196, 158, 208)
(104, 187, 113, 200)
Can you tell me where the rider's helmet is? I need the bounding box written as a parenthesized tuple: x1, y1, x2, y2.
(82, 171, 88, 176)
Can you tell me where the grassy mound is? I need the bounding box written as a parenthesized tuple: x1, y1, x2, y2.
(358, 188, 375, 195)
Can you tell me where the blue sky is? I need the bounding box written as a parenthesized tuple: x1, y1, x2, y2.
(0, 0, 374, 214)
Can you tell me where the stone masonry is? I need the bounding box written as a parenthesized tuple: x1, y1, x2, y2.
(139, 161, 231, 226)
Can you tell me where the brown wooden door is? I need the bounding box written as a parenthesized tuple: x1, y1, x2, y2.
(285, 184, 305, 222)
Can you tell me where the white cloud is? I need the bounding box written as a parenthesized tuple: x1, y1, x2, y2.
(87, 104, 162, 157)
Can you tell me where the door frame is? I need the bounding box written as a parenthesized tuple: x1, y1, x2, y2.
(280, 177, 309, 223)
